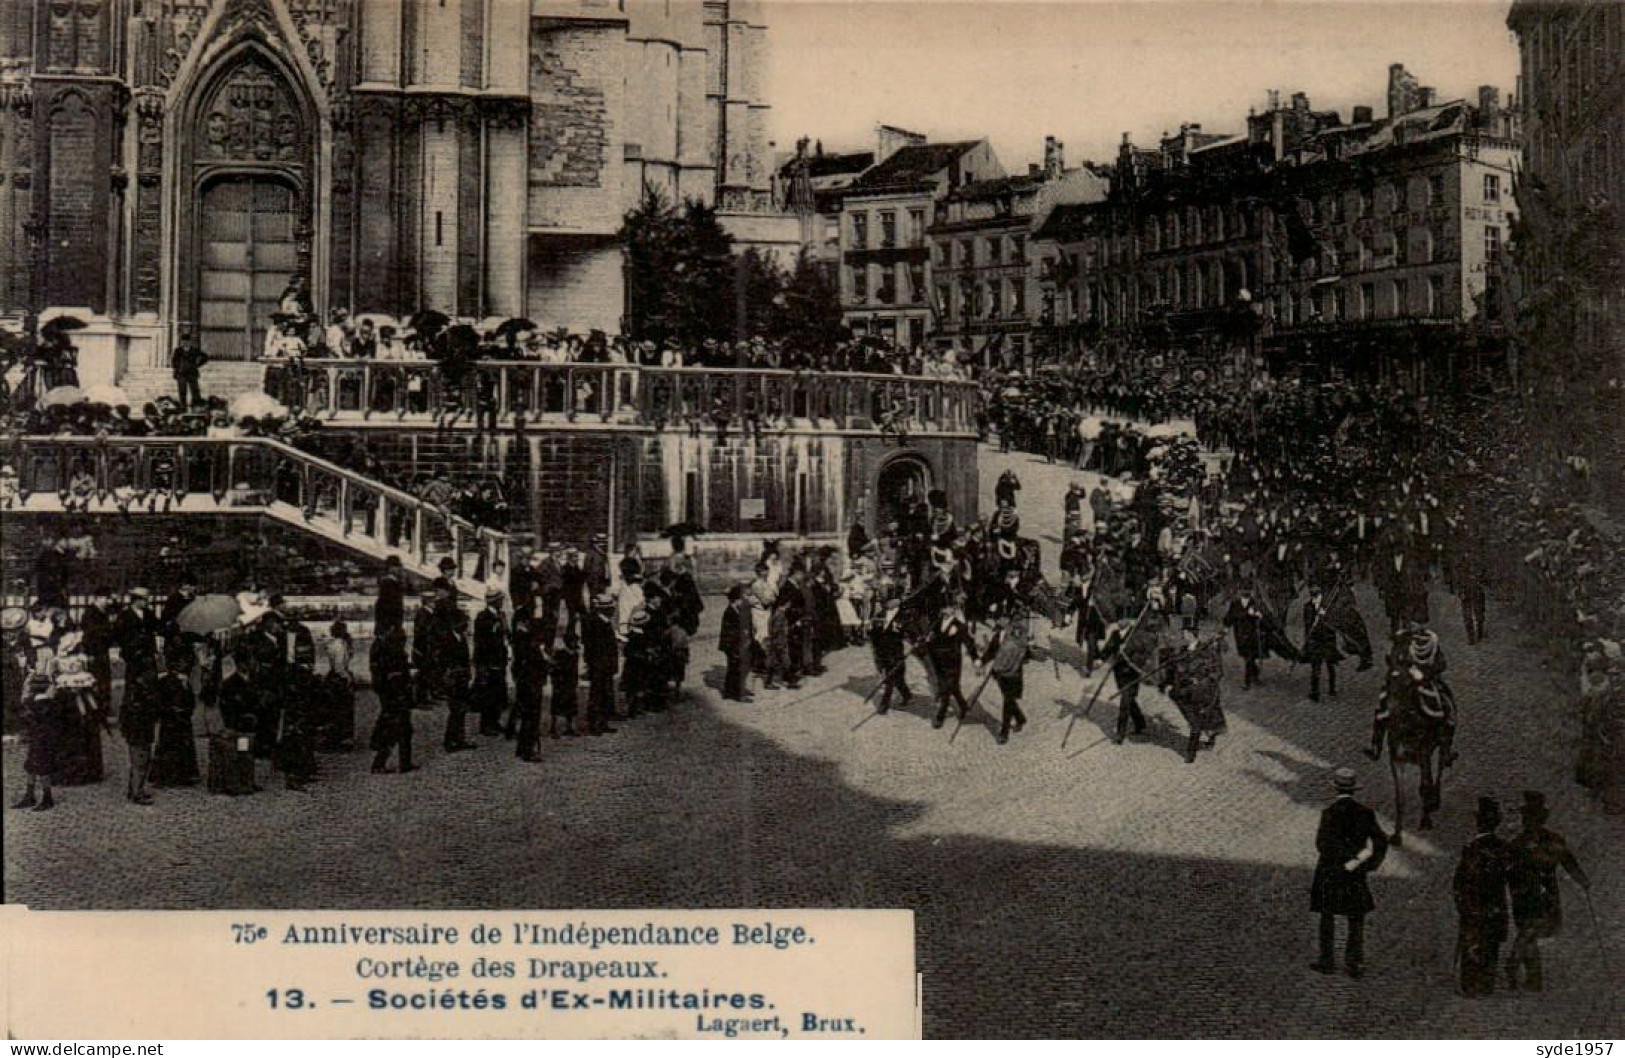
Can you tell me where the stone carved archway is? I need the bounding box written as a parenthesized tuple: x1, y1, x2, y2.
(166, 33, 321, 363)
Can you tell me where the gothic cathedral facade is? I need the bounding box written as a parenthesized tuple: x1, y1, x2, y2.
(0, 0, 793, 375)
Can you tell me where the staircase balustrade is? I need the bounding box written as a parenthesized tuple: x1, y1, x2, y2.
(260, 361, 980, 435)
(0, 435, 513, 588)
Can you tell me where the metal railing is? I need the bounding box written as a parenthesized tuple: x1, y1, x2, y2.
(261, 361, 981, 434)
(0, 435, 514, 586)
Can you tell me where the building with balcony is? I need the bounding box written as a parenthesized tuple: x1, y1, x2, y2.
(1032, 69, 1520, 388)
(776, 138, 874, 273)
(0, 0, 798, 390)
(836, 134, 1001, 351)
(929, 136, 1108, 370)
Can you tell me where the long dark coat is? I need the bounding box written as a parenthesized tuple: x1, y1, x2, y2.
(1507, 828, 1582, 934)
(1300, 595, 1345, 664)
(1453, 833, 1512, 943)
(1223, 597, 1268, 660)
(1310, 797, 1389, 915)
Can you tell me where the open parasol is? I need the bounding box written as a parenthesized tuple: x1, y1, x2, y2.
(229, 391, 289, 420)
(1079, 416, 1105, 440)
(39, 385, 87, 408)
(84, 382, 130, 407)
(494, 317, 539, 342)
(40, 313, 89, 334)
(408, 310, 451, 335)
(174, 594, 242, 636)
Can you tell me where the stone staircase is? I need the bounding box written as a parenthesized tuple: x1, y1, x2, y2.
(119, 362, 269, 408)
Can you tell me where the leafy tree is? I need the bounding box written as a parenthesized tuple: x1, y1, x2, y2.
(621, 190, 848, 356)
(620, 189, 735, 346)
(766, 250, 847, 360)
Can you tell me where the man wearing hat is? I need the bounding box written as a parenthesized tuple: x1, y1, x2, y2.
(1453, 796, 1512, 996)
(115, 586, 163, 691)
(868, 572, 910, 712)
(473, 588, 510, 736)
(581, 591, 619, 733)
(994, 468, 1021, 510)
(1160, 617, 1226, 763)
(720, 583, 754, 703)
(559, 546, 588, 637)
(376, 555, 406, 634)
(926, 594, 973, 728)
(1301, 582, 1344, 703)
(414, 579, 474, 752)
(1309, 767, 1389, 978)
(978, 604, 1034, 745)
(171, 329, 208, 409)
(1505, 790, 1591, 991)
(584, 533, 612, 597)
(1100, 610, 1155, 744)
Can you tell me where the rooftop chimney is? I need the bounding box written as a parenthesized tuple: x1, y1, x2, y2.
(1268, 89, 1281, 110)
(1291, 91, 1309, 111)
(1352, 105, 1373, 124)
(1044, 135, 1064, 178)
(1419, 86, 1437, 107)
(1478, 85, 1500, 113)
(1388, 63, 1421, 118)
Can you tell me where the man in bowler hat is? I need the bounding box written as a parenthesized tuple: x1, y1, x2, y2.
(1453, 796, 1512, 996)
(1310, 767, 1389, 978)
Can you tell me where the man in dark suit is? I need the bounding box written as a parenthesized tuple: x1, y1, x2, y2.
(559, 547, 588, 637)
(375, 556, 405, 634)
(584, 533, 611, 596)
(115, 587, 163, 686)
(1301, 583, 1345, 702)
(1505, 790, 1591, 991)
(472, 588, 509, 736)
(171, 330, 208, 409)
(368, 622, 416, 773)
(1454, 796, 1512, 996)
(925, 597, 972, 729)
(719, 584, 753, 703)
(414, 579, 474, 752)
(79, 587, 116, 715)
(1309, 767, 1389, 978)
(1102, 610, 1156, 744)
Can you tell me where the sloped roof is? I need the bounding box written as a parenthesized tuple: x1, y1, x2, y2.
(1032, 200, 1108, 242)
(948, 173, 1045, 202)
(847, 140, 982, 193)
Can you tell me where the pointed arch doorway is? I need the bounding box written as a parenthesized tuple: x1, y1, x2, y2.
(175, 48, 315, 361)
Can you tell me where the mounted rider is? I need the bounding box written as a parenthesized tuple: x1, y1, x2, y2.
(1367, 622, 1458, 765)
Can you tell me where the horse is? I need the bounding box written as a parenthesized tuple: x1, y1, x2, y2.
(1380, 664, 1454, 845)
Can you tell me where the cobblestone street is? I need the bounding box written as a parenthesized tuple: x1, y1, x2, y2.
(6, 445, 1622, 1038)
